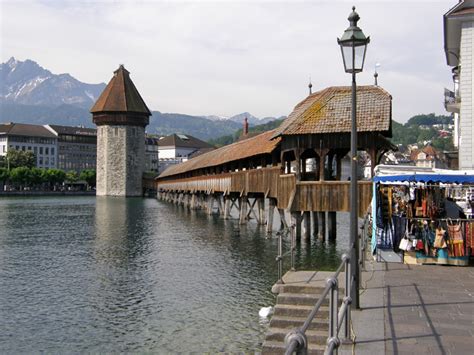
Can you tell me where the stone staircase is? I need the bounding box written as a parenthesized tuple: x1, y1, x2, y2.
(262, 272, 344, 355)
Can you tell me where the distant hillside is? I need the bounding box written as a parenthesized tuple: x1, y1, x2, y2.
(391, 113, 455, 151)
(208, 118, 285, 146)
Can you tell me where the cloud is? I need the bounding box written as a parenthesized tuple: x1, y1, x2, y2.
(1, 0, 453, 122)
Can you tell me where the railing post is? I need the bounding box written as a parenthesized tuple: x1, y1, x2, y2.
(327, 277, 338, 353)
(277, 232, 283, 284)
(342, 253, 352, 343)
(290, 223, 296, 271)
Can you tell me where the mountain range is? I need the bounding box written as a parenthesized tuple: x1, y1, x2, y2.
(0, 57, 283, 140)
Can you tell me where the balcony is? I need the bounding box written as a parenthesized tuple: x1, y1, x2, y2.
(444, 88, 460, 113)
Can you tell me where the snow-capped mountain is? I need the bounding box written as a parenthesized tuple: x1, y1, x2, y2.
(202, 112, 280, 125)
(0, 57, 105, 108)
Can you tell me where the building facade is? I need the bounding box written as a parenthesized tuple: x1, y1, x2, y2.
(0, 123, 58, 168)
(444, 0, 474, 169)
(157, 133, 214, 173)
(91, 65, 151, 197)
(46, 125, 97, 172)
(145, 136, 159, 173)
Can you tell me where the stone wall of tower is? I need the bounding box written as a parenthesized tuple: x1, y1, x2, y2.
(96, 125, 145, 196)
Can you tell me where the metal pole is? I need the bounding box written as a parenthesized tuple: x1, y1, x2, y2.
(350, 45, 360, 309)
(291, 224, 295, 271)
(343, 255, 351, 341)
(278, 232, 283, 284)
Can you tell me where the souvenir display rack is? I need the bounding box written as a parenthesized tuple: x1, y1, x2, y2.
(371, 169, 474, 266)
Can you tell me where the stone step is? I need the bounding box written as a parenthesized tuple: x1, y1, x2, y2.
(277, 292, 330, 306)
(269, 315, 329, 331)
(273, 303, 329, 319)
(261, 340, 325, 355)
(265, 327, 328, 345)
(279, 284, 344, 294)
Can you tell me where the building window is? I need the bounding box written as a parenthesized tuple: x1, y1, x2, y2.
(21, 146, 25, 151)
(34, 147, 37, 154)
(51, 147, 55, 155)
(45, 147, 49, 155)
(39, 157, 43, 165)
(40, 147, 43, 155)
(45, 157, 49, 166)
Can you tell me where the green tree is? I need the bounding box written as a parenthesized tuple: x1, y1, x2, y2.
(0, 167, 9, 188)
(6, 150, 36, 169)
(44, 169, 66, 190)
(66, 171, 79, 183)
(9, 167, 31, 189)
(29, 167, 46, 187)
(80, 169, 96, 189)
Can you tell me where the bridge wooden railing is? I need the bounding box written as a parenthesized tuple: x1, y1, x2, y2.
(289, 180, 372, 217)
(156, 167, 373, 215)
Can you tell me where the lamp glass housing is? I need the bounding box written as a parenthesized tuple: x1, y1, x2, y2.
(339, 40, 367, 74)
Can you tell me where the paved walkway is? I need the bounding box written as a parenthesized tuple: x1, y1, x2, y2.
(346, 260, 474, 354)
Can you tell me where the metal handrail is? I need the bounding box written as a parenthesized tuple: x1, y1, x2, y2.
(284, 241, 356, 355)
(276, 224, 296, 284)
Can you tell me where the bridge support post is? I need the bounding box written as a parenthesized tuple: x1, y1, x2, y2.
(207, 195, 214, 215)
(216, 194, 223, 216)
(303, 211, 311, 241)
(328, 211, 337, 240)
(318, 211, 326, 241)
(311, 211, 319, 238)
(239, 196, 248, 224)
(278, 208, 288, 231)
(223, 196, 231, 219)
(257, 197, 265, 225)
(291, 212, 302, 240)
(266, 198, 276, 234)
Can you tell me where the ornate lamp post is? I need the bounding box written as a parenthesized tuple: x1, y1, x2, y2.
(337, 6, 370, 309)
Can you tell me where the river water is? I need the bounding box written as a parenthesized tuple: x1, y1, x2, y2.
(0, 196, 350, 352)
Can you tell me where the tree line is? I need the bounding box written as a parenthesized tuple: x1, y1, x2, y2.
(0, 150, 96, 191)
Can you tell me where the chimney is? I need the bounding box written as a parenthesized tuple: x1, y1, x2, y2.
(243, 117, 249, 136)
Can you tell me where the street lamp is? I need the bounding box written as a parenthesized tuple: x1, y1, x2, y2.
(337, 6, 370, 310)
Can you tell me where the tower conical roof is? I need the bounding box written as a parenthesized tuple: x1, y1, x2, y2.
(91, 65, 151, 115)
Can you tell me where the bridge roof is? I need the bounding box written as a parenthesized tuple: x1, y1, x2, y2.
(273, 85, 391, 138)
(158, 129, 280, 178)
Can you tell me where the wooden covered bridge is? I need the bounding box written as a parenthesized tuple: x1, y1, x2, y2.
(155, 85, 394, 240)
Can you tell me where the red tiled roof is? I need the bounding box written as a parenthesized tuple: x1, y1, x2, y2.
(274, 85, 391, 137)
(90, 65, 151, 115)
(158, 129, 280, 178)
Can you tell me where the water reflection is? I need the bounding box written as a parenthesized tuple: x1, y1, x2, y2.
(0, 197, 350, 353)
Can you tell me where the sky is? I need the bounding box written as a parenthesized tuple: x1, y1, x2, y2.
(0, 0, 455, 122)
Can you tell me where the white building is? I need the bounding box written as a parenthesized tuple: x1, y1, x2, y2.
(157, 134, 214, 173)
(145, 136, 159, 173)
(0, 123, 58, 168)
(444, 0, 474, 168)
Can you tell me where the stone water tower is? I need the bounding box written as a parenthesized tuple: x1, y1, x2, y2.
(91, 65, 151, 196)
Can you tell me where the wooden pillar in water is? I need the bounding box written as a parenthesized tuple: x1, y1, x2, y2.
(311, 211, 319, 238)
(318, 211, 326, 241)
(257, 197, 265, 225)
(303, 211, 311, 241)
(328, 211, 337, 240)
(291, 212, 302, 240)
(266, 198, 276, 234)
(239, 196, 248, 224)
(216, 194, 223, 216)
(223, 196, 231, 219)
(278, 208, 288, 231)
(207, 194, 213, 215)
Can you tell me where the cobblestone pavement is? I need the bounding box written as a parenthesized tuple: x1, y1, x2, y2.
(347, 261, 474, 355)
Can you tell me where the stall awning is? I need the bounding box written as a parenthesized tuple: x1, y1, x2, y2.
(373, 173, 474, 184)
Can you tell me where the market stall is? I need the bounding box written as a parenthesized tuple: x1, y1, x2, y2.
(371, 166, 474, 266)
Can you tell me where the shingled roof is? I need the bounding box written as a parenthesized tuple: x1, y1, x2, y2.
(0, 123, 57, 138)
(90, 65, 151, 115)
(158, 134, 214, 149)
(273, 85, 391, 138)
(158, 129, 280, 178)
